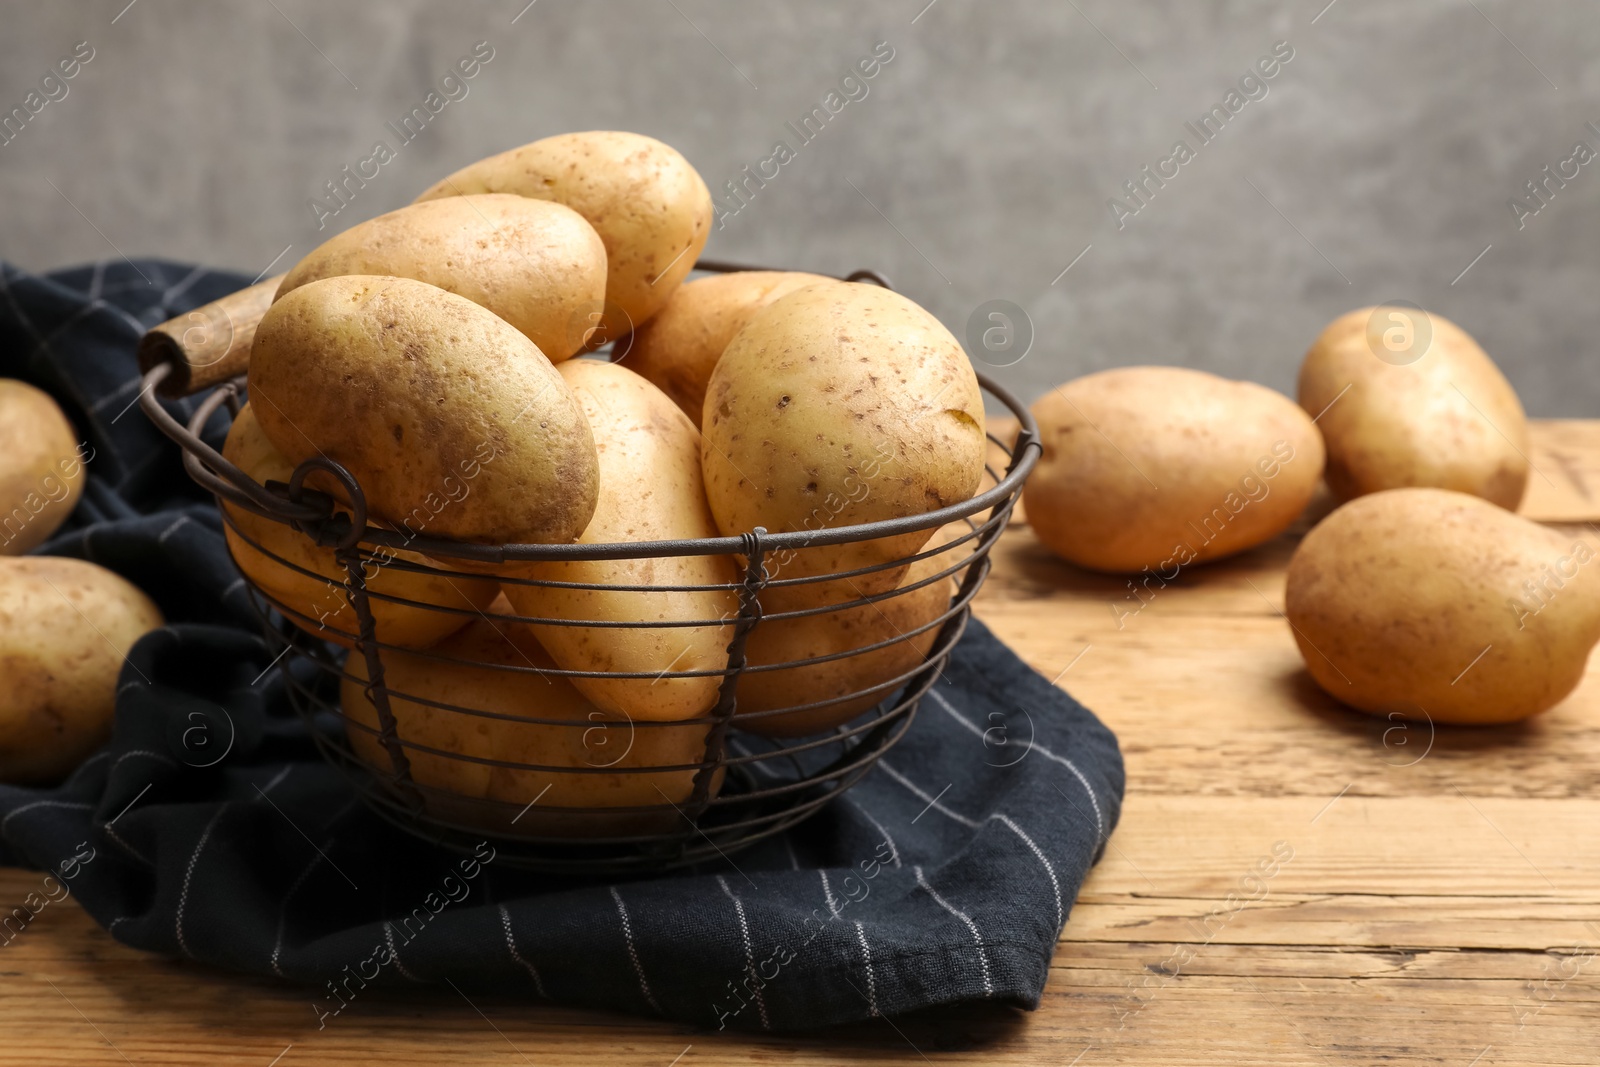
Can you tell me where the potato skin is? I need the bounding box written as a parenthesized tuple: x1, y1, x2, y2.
(416, 131, 712, 339)
(0, 380, 86, 556)
(1025, 367, 1324, 574)
(1299, 306, 1529, 509)
(248, 275, 598, 547)
(278, 195, 607, 363)
(626, 271, 832, 427)
(341, 600, 715, 836)
(501, 360, 737, 722)
(702, 281, 986, 605)
(737, 545, 956, 738)
(0, 557, 163, 783)
(1285, 488, 1600, 724)
(221, 404, 497, 649)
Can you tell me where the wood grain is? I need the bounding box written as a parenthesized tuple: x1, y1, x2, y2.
(2, 419, 1598, 1065)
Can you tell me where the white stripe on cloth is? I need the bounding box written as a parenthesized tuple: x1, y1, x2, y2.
(717, 875, 769, 1029)
(383, 921, 422, 981)
(853, 921, 880, 1017)
(111, 748, 178, 773)
(914, 865, 993, 996)
(609, 885, 662, 1014)
(498, 904, 547, 998)
(175, 804, 228, 957)
(928, 688, 1107, 844)
(877, 760, 1064, 931)
(819, 870, 840, 918)
(0, 800, 93, 834)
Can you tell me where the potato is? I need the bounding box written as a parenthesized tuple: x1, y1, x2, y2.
(248, 275, 599, 547)
(736, 538, 959, 738)
(416, 131, 712, 339)
(1299, 306, 1529, 509)
(221, 404, 497, 649)
(1024, 367, 1324, 574)
(625, 271, 832, 427)
(1285, 488, 1600, 724)
(0, 557, 163, 783)
(278, 194, 607, 363)
(1, 380, 87, 556)
(702, 281, 986, 606)
(501, 360, 737, 722)
(341, 598, 716, 836)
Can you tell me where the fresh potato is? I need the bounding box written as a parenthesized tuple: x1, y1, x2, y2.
(248, 275, 599, 548)
(737, 539, 959, 737)
(221, 404, 497, 649)
(1299, 306, 1529, 509)
(501, 360, 737, 722)
(702, 281, 986, 606)
(416, 131, 712, 339)
(278, 195, 606, 363)
(1025, 367, 1324, 573)
(1286, 488, 1600, 724)
(341, 598, 716, 836)
(626, 271, 832, 427)
(1, 380, 87, 555)
(0, 557, 163, 783)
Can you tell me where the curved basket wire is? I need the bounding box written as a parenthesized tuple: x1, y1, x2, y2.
(140, 261, 1042, 874)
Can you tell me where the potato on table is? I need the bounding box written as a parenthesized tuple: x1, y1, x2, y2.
(501, 359, 737, 723)
(0, 380, 86, 556)
(416, 131, 712, 339)
(1286, 488, 1600, 724)
(0, 557, 163, 783)
(248, 275, 599, 549)
(1299, 306, 1528, 509)
(221, 404, 498, 649)
(1024, 366, 1323, 574)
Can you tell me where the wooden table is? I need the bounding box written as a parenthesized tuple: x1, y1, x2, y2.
(6, 421, 1599, 1066)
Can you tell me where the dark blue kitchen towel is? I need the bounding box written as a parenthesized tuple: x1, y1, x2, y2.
(0, 258, 1123, 1032)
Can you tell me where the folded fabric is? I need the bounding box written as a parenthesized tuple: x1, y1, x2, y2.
(0, 259, 1124, 1031)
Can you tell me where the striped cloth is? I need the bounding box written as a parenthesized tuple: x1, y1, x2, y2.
(0, 259, 1124, 1031)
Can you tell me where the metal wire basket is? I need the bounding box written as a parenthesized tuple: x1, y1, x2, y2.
(138, 261, 1040, 874)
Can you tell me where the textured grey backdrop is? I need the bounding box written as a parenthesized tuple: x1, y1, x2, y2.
(2, 0, 1596, 414)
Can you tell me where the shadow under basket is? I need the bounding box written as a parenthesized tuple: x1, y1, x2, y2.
(138, 260, 1041, 875)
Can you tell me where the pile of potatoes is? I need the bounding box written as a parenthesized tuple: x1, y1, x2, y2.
(225, 131, 986, 828)
(1024, 306, 1600, 726)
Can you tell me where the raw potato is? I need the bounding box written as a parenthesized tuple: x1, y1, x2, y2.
(0, 557, 163, 783)
(248, 275, 599, 547)
(1285, 488, 1600, 724)
(0, 380, 86, 556)
(1299, 306, 1529, 509)
(501, 360, 737, 722)
(221, 404, 497, 649)
(341, 599, 715, 836)
(278, 194, 607, 362)
(702, 281, 986, 606)
(626, 271, 832, 427)
(1025, 367, 1324, 574)
(737, 538, 960, 738)
(416, 131, 712, 339)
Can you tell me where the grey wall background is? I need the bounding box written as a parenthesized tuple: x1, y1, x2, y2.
(2, 0, 1596, 415)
